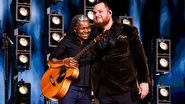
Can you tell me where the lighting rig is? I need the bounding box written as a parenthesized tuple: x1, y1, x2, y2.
(151, 38, 171, 74)
(151, 38, 171, 104)
(42, 1, 64, 103)
(15, 34, 31, 70)
(48, 11, 64, 47)
(10, 0, 32, 103)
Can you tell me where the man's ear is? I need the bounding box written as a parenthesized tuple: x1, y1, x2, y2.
(108, 10, 112, 15)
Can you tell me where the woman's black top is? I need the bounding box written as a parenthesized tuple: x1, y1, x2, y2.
(49, 30, 93, 88)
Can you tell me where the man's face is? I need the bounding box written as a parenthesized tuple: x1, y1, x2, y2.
(93, 3, 111, 27)
(75, 20, 91, 41)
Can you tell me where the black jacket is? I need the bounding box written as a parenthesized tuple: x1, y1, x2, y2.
(91, 18, 150, 95)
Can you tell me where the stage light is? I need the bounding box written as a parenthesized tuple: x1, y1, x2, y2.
(122, 19, 131, 25)
(15, 35, 31, 69)
(51, 32, 62, 41)
(157, 39, 170, 55)
(159, 57, 169, 68)
(151, 38, 171, 74)
(16, 35, 31, 52)
(84, 9, 94, 25)
(16, 53, 30, 69)
(159, 41, 168, 50)
(49, 31, 63, 46)
(48, 13, 64, 47)
(119, 16, 134, 26)
(87, 10, 94, 20)
(16, 80, 31, 104)
(51, 16, 61, 25)
(19, 7, 29, 17)
(19, 37, 29, 46)
(159, 88, 169, 97)
(19, 54, 29, 64)
(50, 14, 63, 29)
(157, 56, 170, 73)
(157, 84, 171, 103)
(10, 0, 31, 25)
(19, 84, 29, 94)
(16, 0, 32, 22)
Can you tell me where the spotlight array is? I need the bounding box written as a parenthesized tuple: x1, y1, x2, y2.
(15, 35, 31, 69)
(151, 38, 171, 104)
(10, 0, 33, 103)
(151, 38, 171, 74)
(48, 13, 64, 47)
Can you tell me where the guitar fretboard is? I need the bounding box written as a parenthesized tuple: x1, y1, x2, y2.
(73, 31, 108, 60)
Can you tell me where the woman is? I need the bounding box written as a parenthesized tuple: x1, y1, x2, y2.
(48, 14, 92, 104)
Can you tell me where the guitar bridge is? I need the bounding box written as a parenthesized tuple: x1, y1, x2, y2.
(50, 75, 56, 86)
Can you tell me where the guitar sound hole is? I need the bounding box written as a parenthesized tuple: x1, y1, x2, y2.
(57, 66, 66, 83)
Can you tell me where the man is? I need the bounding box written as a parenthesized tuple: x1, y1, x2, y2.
(48, 14, 92, 104)
(91, 2, 151, 104)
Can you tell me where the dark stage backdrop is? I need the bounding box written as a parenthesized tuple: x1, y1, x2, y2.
(0, 0, 184, 104)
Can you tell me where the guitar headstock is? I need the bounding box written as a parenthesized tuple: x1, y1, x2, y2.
(94, 30, 109, 42)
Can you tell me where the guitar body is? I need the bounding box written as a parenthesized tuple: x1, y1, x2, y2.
(40, 66, 79, 101)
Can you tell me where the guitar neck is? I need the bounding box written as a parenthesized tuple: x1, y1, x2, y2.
(74, 40, 96, 60)
(73, 31, 108, 60)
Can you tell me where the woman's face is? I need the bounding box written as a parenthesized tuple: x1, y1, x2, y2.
(74, 20, 91, 42)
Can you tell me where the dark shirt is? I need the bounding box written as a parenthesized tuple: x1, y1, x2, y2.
(91, 18, 150, 94)
(49, 31, 93, 87)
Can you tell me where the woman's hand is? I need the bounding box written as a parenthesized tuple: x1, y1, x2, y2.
(63, 57, 78, 67)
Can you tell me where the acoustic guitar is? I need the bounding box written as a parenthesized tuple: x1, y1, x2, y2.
(40, 31, 108, 101)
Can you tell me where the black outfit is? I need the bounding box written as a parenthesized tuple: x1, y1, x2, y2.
(49, 29, 93, 104)
(91, 18, 150, 104)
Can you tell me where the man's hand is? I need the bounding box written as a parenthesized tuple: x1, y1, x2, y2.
(138, 82, 149, 99)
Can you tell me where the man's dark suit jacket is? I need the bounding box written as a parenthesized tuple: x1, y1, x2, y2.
(91, 18, 151, 96)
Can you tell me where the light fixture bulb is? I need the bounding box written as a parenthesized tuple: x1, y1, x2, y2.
(160, 88, 169, 97)
(52, 16, 61, 25)
(87, 11, 94, 20)
(52, 33, 61, 42)
(19, 7, 29, 17)
(19, 54, 28, 63)
(122, 19, 131, 25)
(88, 0, 96, 3)
(19, 37, 29, 47)
(19, 85, 28, 94)
(159, 42, 168, 50)
(159, 58, 169, 67)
